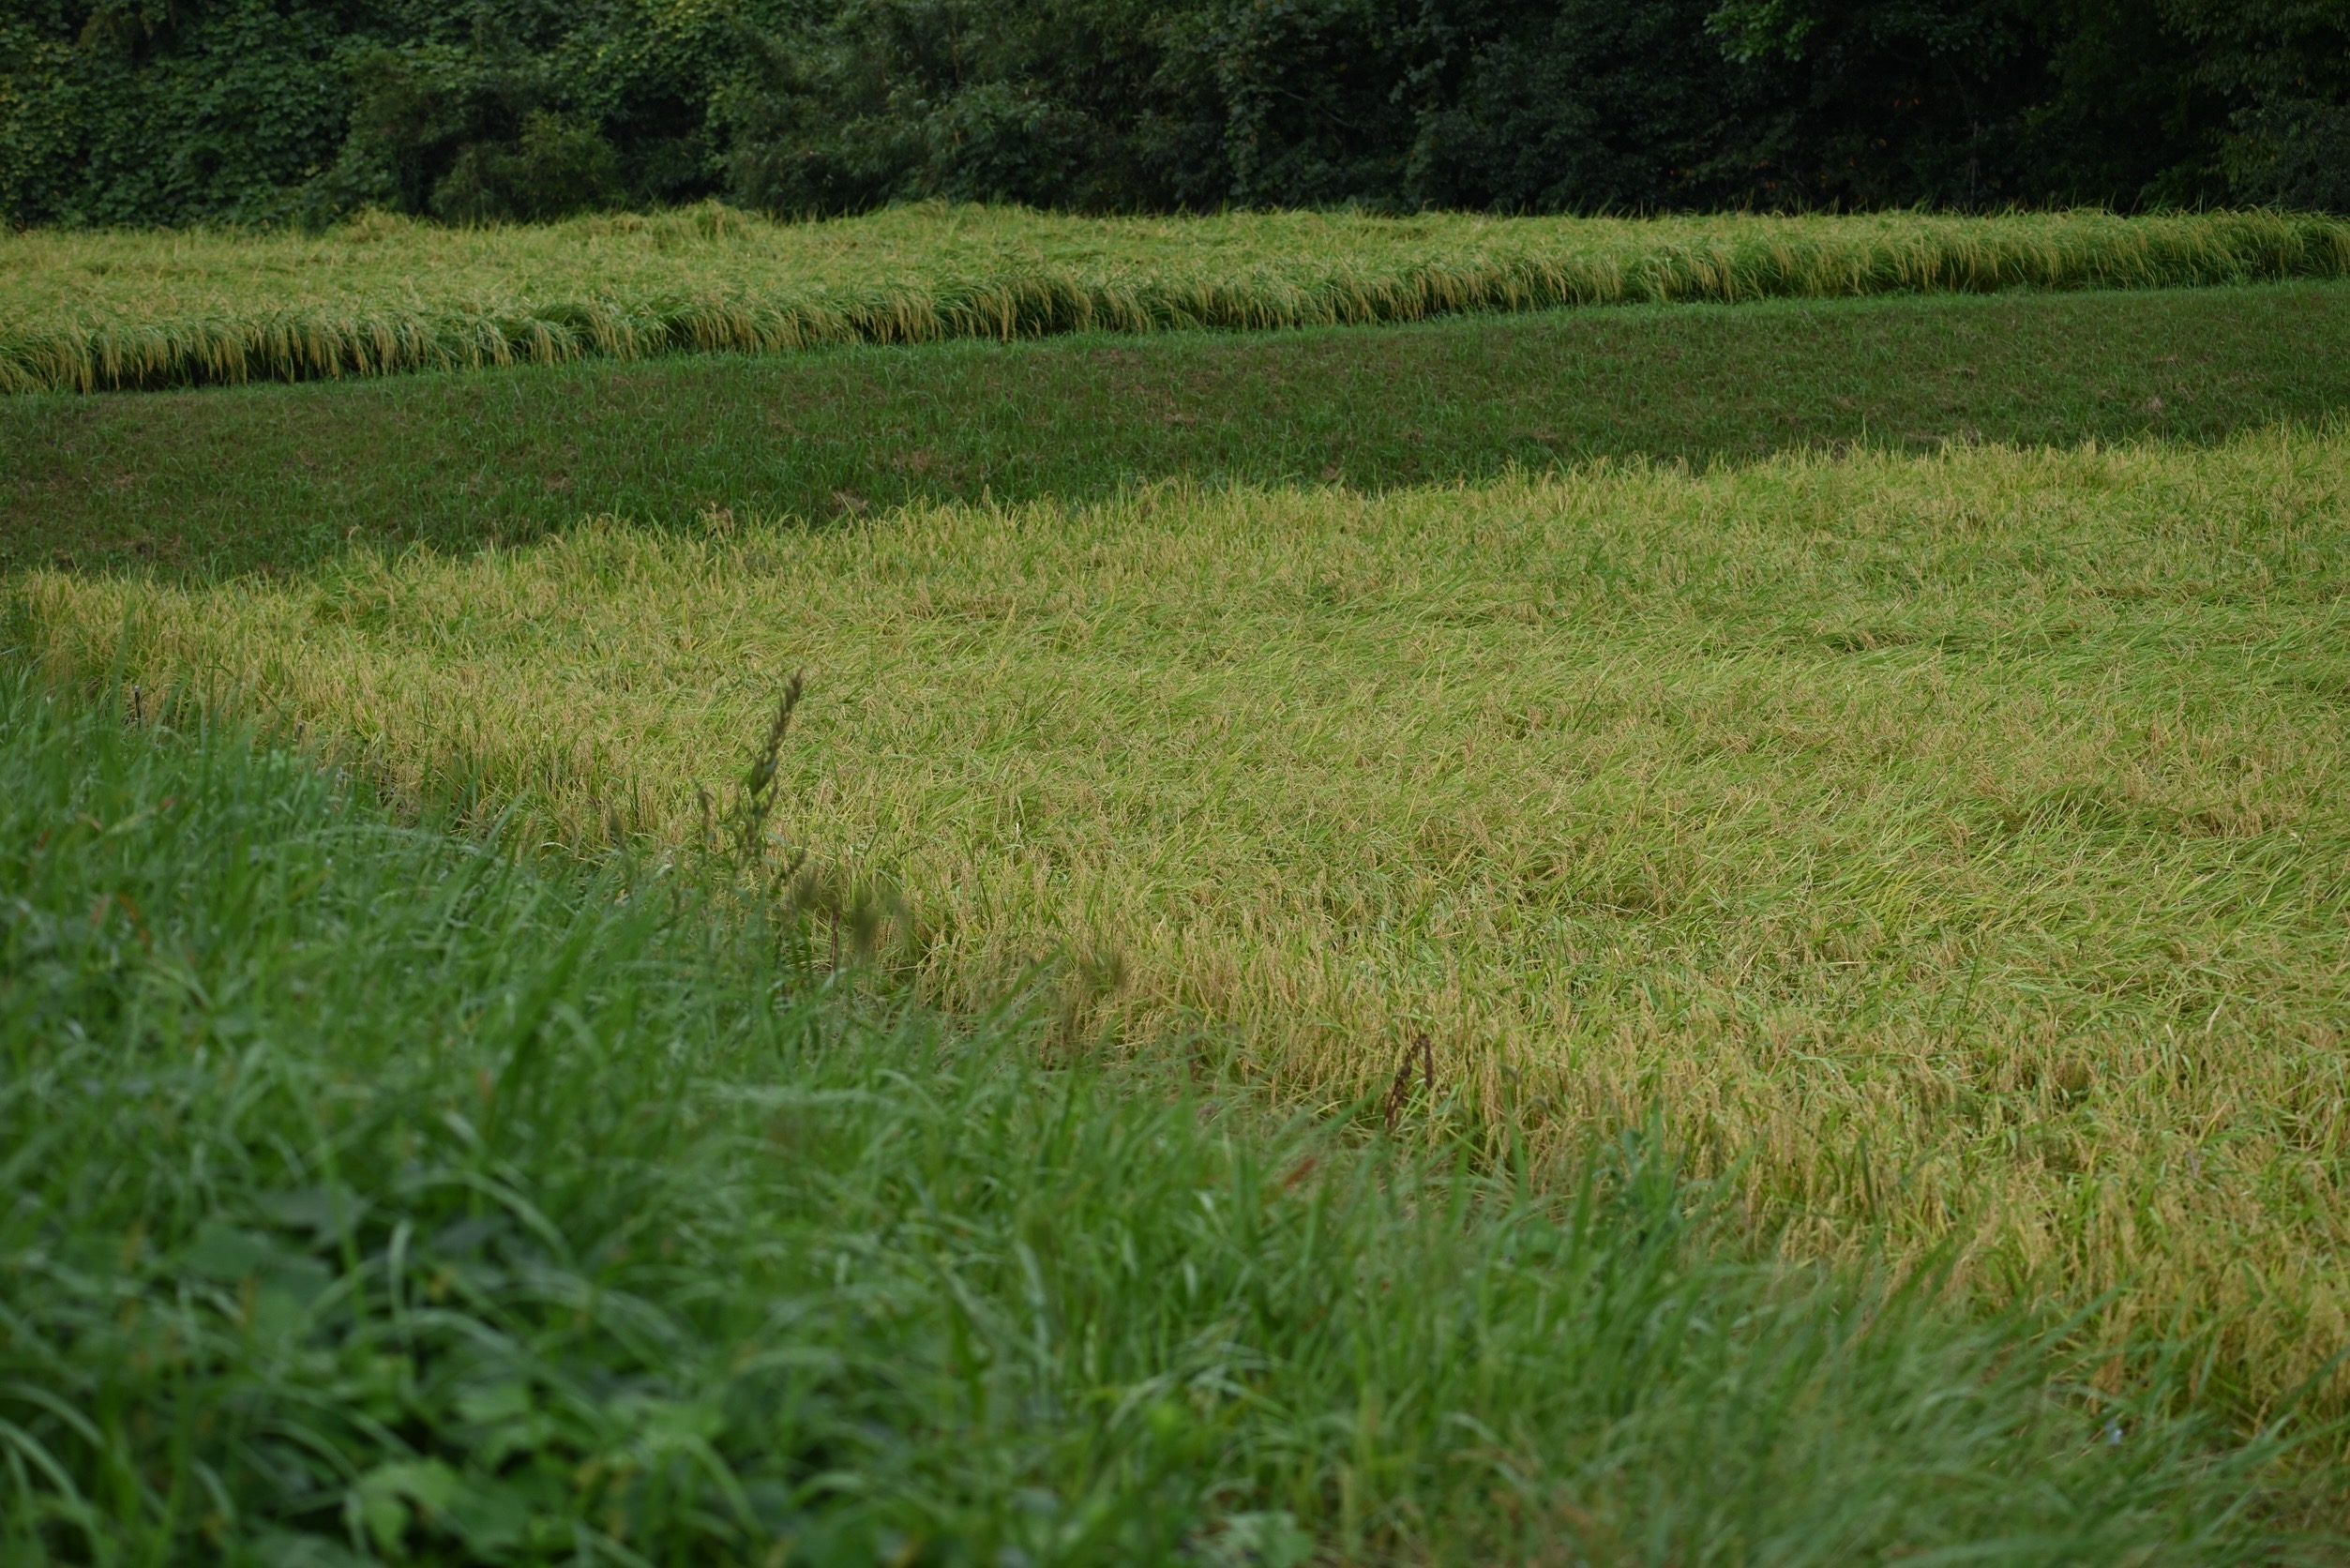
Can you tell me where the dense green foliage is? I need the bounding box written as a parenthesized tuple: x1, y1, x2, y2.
(10, 279, 2350, 579)
(4, 671, 2327, 1561)
(5, 0, 2347, 227)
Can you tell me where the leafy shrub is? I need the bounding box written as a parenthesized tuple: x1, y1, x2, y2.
(429, 111, 623, 223)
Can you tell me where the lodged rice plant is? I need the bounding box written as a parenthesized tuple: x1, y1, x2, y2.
(7, 203, 2350, 394)
(18, 426, 2350, 1434)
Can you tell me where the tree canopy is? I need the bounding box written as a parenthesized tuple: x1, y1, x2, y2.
(4, 0, 2345, 226)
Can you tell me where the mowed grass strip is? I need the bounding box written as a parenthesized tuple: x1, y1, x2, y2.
(15, 675, 2327, 1564)
(8, 204, 2349, 394)
(18, 430, 2350, 1425)
(12, 280, 2350, 579)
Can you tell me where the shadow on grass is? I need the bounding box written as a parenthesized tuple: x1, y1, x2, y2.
(8, 279, 2350, 581)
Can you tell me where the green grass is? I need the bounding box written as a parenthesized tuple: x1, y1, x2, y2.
(22, 429, 2349, 1435)
(8, 204, 2349, 395)
(9, 280, 2350, 579)
(8, 673, 2328, 1564)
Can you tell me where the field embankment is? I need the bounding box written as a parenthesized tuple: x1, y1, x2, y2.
(8, 204, 2350, 395)
(14, 674, 2328, 1562)
(21, 428, 2350, 1426)
(12, 280, 2350, 580)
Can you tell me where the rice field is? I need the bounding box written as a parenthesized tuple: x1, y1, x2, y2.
(8, 672, 2326, 1564)
(8, 204, 2350, 394)
(19, 426, 2350, 1430)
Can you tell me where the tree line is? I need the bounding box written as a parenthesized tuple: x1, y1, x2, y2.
(4, 0, 2345, 228)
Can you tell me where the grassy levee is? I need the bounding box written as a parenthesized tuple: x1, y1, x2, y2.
(11, 279, 2350, 580)
(18, 427, 2350, 1432)
(9, 675, 2328, 1564)
(7, 204, 2350, 395)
